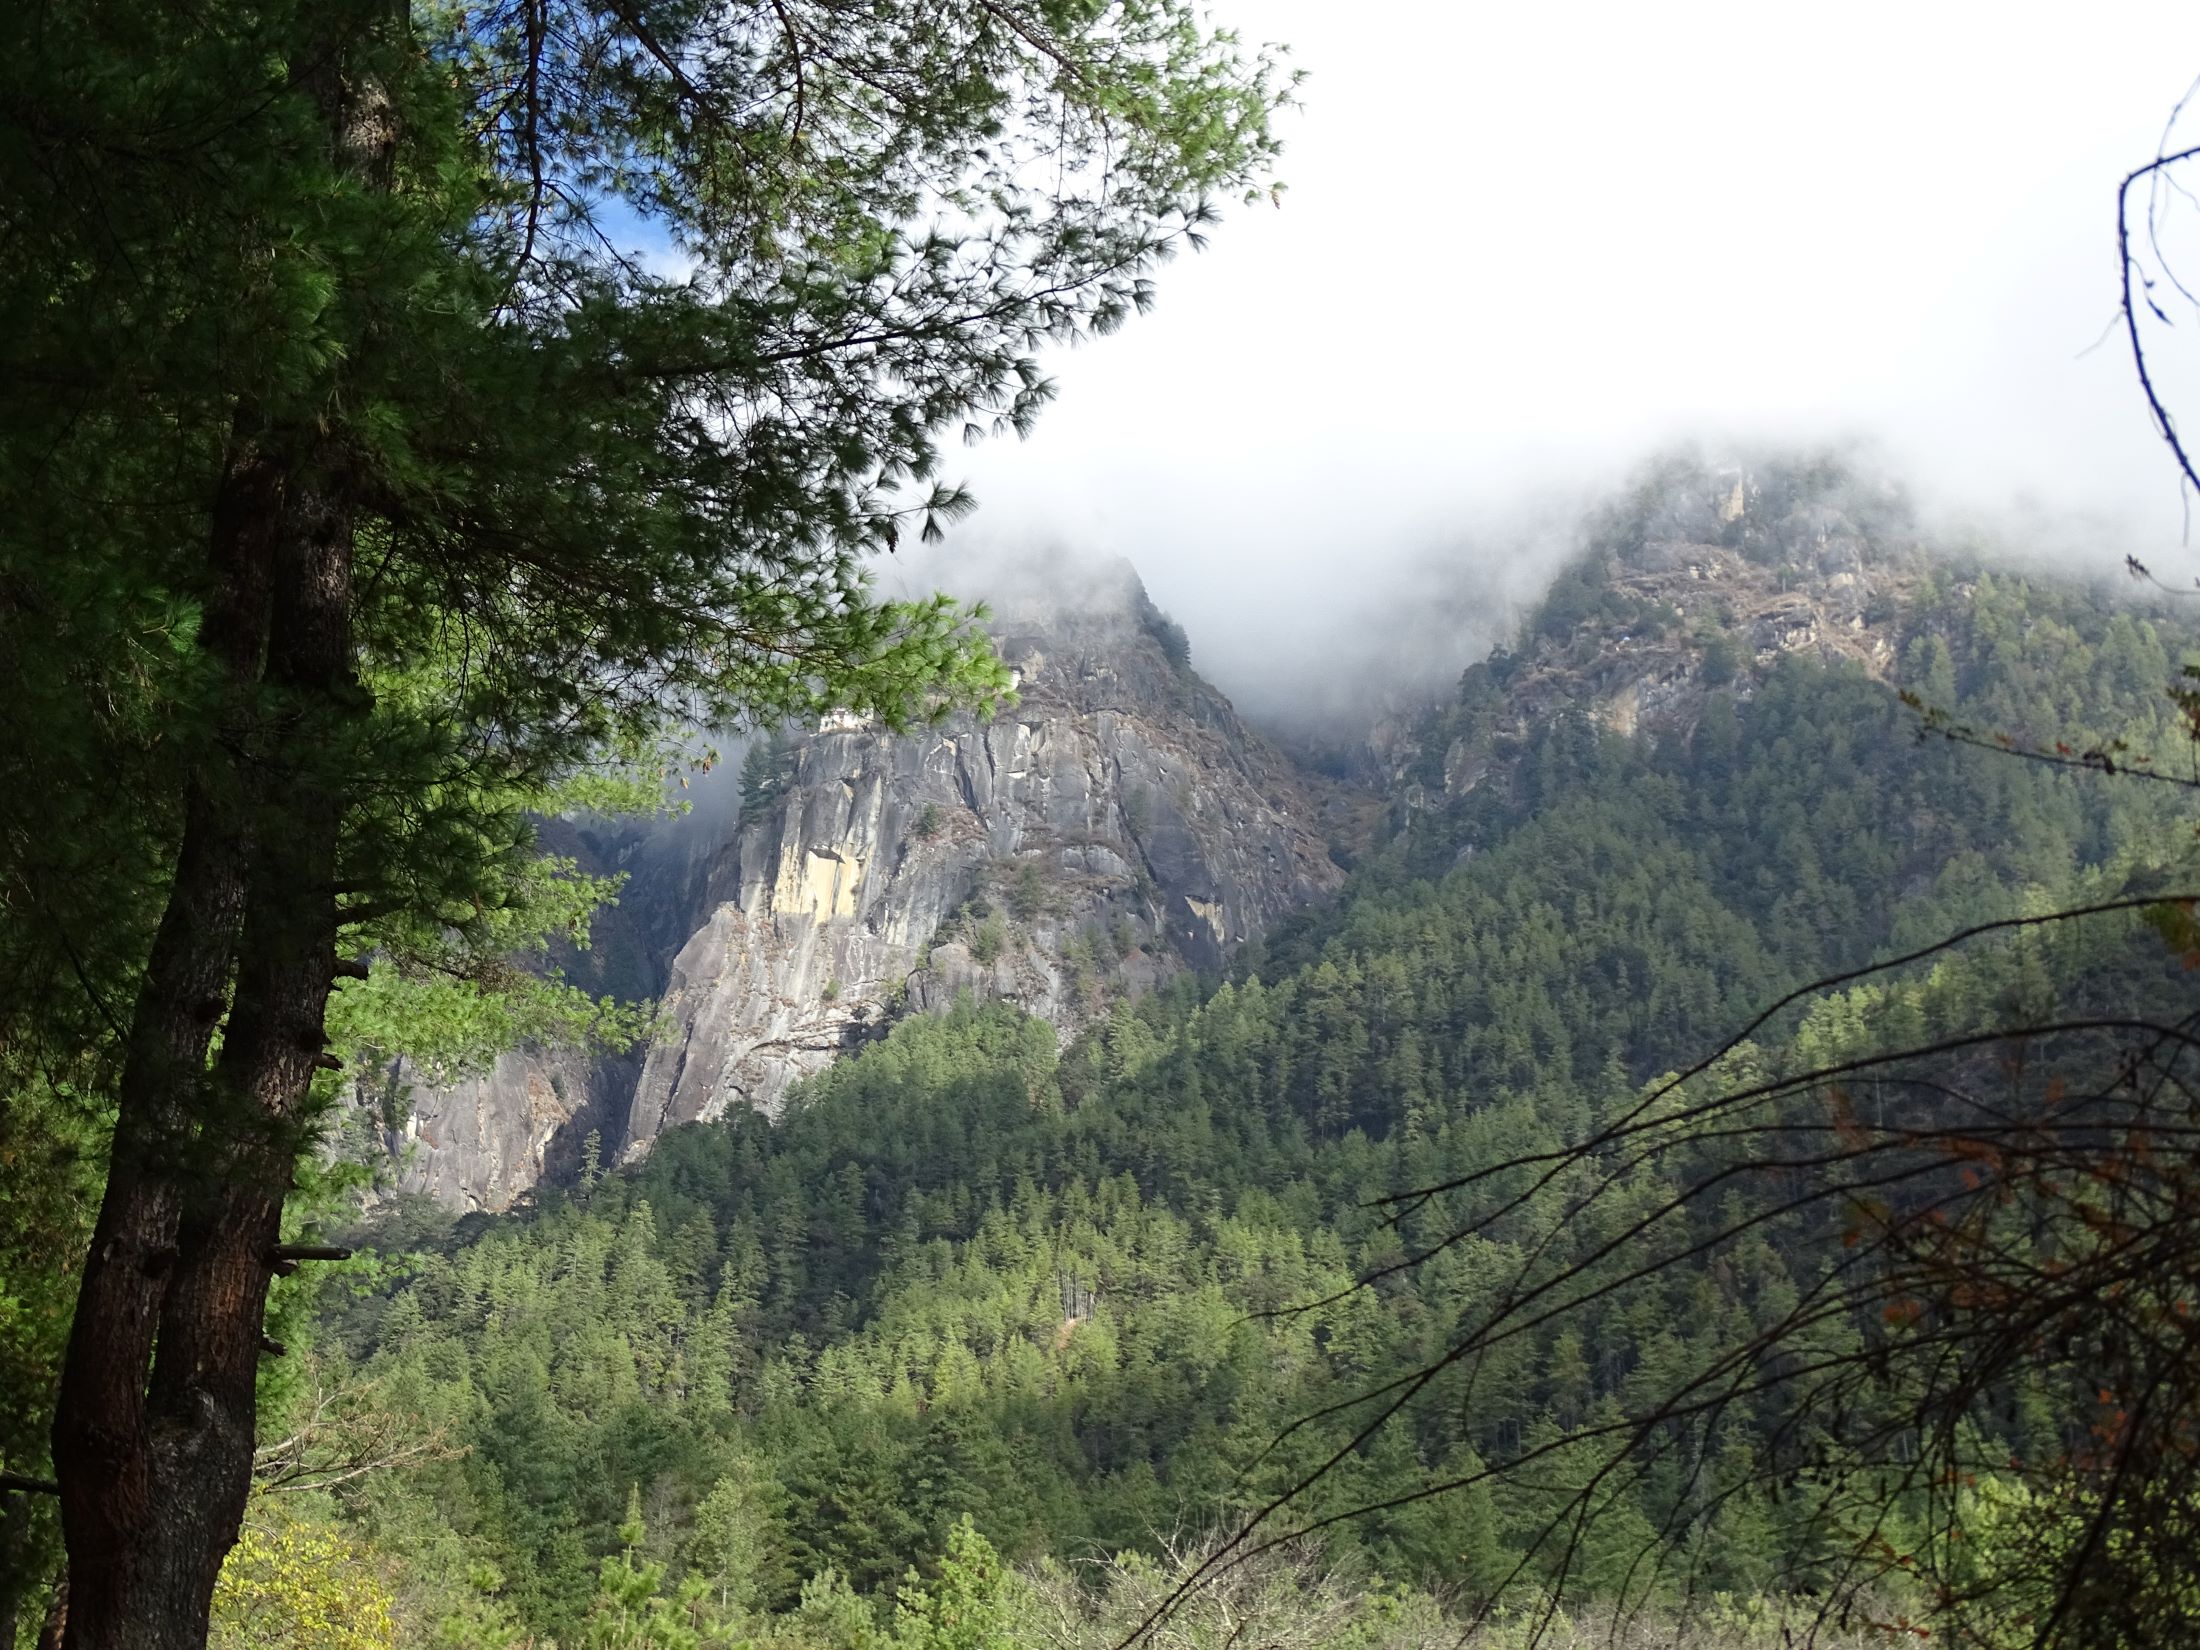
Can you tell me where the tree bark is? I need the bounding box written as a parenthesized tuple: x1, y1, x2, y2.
(51, 3, 397, 1633)
(50, 439, 281, 1649)
(52, 457, 365, 1650)
(116, 466, 358, 1650)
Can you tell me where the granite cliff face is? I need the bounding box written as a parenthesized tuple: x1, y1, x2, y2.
(370, 457, 2136, 1209)
(378, 561, 1354, 1209)
(1394, 460, 1932, 813)
(376, 1046, 604, 1212)
(620, 561, 1352, 1155)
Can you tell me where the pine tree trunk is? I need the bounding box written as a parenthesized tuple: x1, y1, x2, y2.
(136, 471, 358, 1650)
(52, 4, 396, 1636)
(54, 460, 363, 1648)
(50, 441, 281, 1648)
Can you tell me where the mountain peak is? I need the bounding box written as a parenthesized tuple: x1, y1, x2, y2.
(375, 562, 1354, 1208)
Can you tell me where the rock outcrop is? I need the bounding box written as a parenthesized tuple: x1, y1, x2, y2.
(620, 559, 1351, 1153)
(374, 1046, 605, 1212)
(377, 559, 1355, 1209)
(1405, 458, 1932, 811)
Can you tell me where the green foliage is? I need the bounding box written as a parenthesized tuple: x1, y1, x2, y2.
(1004, 862, 1049, 922)
(0, 1076, 99, 1597)
(1143, 605, 1194, 672)
(967, 917, 1007, 967)
(210, 1502, 398, 1650)
(290, 548, 2200, 1644)
(1699, 629, 1740, 684)
(890, 1520, 1013, 1650)
(1, 0, 1297, 1617)
(1122, 785, 1153, 836)
(744, 741, 793, 829)
(1533, 557, 1629, 639)
(687, 1457, 790, 1616)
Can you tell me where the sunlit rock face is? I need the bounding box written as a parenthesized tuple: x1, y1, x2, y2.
(619, 559, 1350, 1154)
(380, 559, 1354, 1209)
(372, 1046, 603, 1213)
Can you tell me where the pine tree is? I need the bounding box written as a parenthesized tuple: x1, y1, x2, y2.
(686, 1457, 788, 1616)
(4, 0, 1293, 1640)
(889, 1518, 1013, 1650)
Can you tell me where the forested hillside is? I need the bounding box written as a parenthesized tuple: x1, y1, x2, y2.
(276, 480, 2200, 1645)
(0, 3, 1296, 1639)
(7, 0, 2185, 1641)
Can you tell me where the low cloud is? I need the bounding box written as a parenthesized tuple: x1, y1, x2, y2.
(876, 0, 2200, 734)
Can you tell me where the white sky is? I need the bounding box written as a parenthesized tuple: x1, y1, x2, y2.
(919, 0, 2200, 717)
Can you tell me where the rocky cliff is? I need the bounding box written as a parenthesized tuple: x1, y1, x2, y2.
(375, 462, 1949, 1210)
(1400, 457, 1932, 810)
(620, 560, 1355, 1156)
(378, 559, 1357, 1209)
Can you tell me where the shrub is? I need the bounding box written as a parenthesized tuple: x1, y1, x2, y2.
(1006, 860, 1047, 920)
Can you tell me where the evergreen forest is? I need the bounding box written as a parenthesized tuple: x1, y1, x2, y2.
(7, 2, 2200, 1646)
(178, 540, 2200, 1645)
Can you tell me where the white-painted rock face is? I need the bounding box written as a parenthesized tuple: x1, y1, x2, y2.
(377, 561, 1356, 1208)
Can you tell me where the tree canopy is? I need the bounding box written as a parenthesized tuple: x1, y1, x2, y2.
(277, 523, 2200, 1647)
(0, 1, 1292, 1641)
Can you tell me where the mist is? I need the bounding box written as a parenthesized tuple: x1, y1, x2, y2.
(884, 0, 2200, 729)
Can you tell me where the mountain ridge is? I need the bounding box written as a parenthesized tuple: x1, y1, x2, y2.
(368, 455, 2186, 1212)
(370, 559, 1363, 1208)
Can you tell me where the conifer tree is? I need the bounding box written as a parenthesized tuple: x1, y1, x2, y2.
(0, 0, 1291, 1641)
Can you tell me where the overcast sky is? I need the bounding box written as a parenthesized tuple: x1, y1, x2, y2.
(895, 0, 2200, 718)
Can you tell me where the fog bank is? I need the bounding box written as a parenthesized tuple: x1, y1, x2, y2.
(892, 0, 2200, 726)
